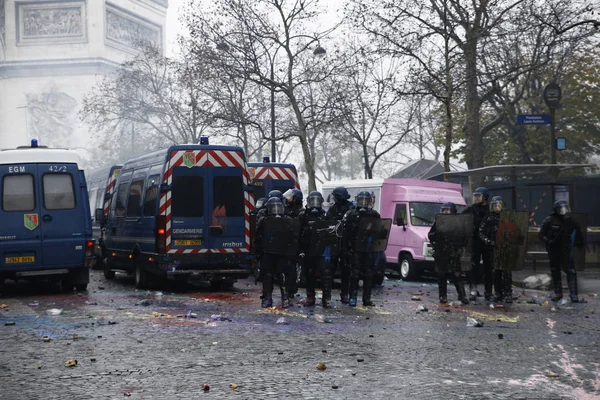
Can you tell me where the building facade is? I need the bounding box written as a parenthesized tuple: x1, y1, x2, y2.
(0, 0, 168, 151)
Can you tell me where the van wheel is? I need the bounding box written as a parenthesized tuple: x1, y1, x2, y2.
(399, 254, 418, 281)
(134, 261, 150, 289)
(103, 258, 115, 280)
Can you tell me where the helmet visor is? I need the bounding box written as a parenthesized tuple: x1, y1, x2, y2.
(282, 189, 295, 202)
(472, 193, 483, 204)
(441, 207, 452, 214)
(356, 195, 370, 209)
(269, 203, 284, 216)
(557, 205, 570, 216)
(491, 201, 503, 213)
(255, 198, 266, 209)
(308, 196, 322, 208)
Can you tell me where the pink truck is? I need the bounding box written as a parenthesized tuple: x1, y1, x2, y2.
(322, 178, 466, 280)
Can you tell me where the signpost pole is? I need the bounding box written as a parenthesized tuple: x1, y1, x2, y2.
(543, 82, 562, 204)
(550, 107, 556, 165)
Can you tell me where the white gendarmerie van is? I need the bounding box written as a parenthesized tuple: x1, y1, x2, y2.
(0, 140, 95, 291)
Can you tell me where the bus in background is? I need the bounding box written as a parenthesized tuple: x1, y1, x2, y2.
(86, 165, 122, 269)
(101, 138, 254, 289)
(248, 157, 301, 200)
(0, 140, 94, 291)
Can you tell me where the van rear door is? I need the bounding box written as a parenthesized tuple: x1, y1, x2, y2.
(0, 165, 43, 269)
(169, 167, 207, 252)
(209, 167, 246, 251)
(38, 164, 86, 267)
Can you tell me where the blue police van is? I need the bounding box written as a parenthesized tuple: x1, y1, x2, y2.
(101, 141, 254, 289)
(0, 141, 94, 291)
(248, 158, 301, 200)
(85, 165, 122, 269)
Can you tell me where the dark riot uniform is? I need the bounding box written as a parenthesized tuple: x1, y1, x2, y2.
(342, 196, 380, 307)
(462, 190, 493, 300)
(326, 196, 354, 303)
(539, 201, 584, 302)
(297, 204, 333, 308)
(478, 196, 513, 303)
(428, 203, 469, 304)
(255, 198, 294, 308)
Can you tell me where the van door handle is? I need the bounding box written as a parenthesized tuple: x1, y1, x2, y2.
(42, 214, 52, 222)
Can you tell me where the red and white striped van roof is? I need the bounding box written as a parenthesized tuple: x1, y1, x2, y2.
(249, 163, 300, 189)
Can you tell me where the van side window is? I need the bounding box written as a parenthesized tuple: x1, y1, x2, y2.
(213, 176, 244, 217)
(127, 180, 144, 217)
(43, 174, 76, 210)
(143, 174, 160, 216)
(394, 203, 407, 226)
(2, 174, 35, 211)
(172, 176, 204, 218)
(115, 183, 129, 218)
(95, 188, 104, 210)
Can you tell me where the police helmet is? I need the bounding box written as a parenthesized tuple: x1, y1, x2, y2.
(268, 190, 283, 200)
(490, 196, 504, 213)
(255, 197, 267, 210)
(472, 187, 490, 204)
(553, 200, 570, 216)
(292, 189, 303, 205)
(307, 191, 324, 209)
(356, 191, 372, 210)
(267, 197, 284, 216)
(440, 202, 457, 215)
(332, 186, 351, 203)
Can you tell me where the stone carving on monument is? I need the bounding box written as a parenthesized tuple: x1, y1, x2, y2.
(26, 86, 78, 148)
(106, 4, 161, 51)
(16, 1, 87, 45)
(0, 0, 5, 60)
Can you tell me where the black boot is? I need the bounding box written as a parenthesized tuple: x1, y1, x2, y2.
(566, 269, 579, 302)
(362, 270, 374, 306)
(261, 273, 274, 308)
(503, 271, 513, 304)
(453, 274, 469, 305)
(438, 272, 448, 304)
(281, 287, 290, 309)
(551, 269, 563, 301)
(304, 292, 316, 307)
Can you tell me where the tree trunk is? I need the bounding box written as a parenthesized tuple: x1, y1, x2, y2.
(463, 34, 485, 190)
(362, 142, 372, 179)
(299, 132, 317, 191)
(443, 98, 453, 178)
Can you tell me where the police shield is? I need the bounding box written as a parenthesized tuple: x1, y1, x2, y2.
(352, 218, 392, 253)
(261, 217, 301, 256)
(565, 213, 587, 271)
(307, 220, 342, 258)
(434, 214, 474, 271)
(493, 210, 529, 271)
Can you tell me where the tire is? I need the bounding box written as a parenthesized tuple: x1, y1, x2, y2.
(134, 260, 150, 289)
(399, 253, 418, 281)
(103, 257, 115, 280)
(210, 280, 235, 290)
(75, 283, 88, 291)
(373, 273, 384, 287)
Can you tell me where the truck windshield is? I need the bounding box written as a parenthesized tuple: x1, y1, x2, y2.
(409, 202, 443, 226)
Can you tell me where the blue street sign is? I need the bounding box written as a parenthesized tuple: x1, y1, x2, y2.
(517, 114, 551, 125)
(556, 137, 566, 151)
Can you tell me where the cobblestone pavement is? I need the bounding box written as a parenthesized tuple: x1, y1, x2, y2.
(1, 271, 599, 399)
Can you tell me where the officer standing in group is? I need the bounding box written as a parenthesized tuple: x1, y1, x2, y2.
(255, 197, 294, 308)
(342, 191, 380, 307)
(428, 202, 470, 304)
(478, 196, 513, 303)
(462, 187, 494, 301)
(539, 200, 584, 303)
(283, 189, 304, 218)
(282, 189, 304, 300)
(326, 187, 354, 303)
(297, 191, 333, 308)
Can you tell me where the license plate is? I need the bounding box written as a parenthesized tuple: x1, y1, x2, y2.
(174, 239, 202, 246)
(5, 256, 35, 264)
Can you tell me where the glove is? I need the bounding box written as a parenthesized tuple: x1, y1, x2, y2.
(298, 252, 305, 259)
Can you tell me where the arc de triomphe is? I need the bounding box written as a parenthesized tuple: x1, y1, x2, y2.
(0, 0, 168, 151)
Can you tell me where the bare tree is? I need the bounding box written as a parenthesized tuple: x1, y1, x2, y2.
(81, 44, 216, 148)
(184, 0, 342, 191)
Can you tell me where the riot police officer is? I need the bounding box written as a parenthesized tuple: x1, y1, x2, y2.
(283, 189, 304, 218)
(255, 197, 294, 308)
(539, 200, 584, 302)
(479, 196, 513, 303)
(342, 191, 380, 307)
(326, 186, 354, 303)
(250, 197, 267, 279)
(428, 202, 469, 304)
(462, 187, 493, 301)
(297, 191, 333, 308)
